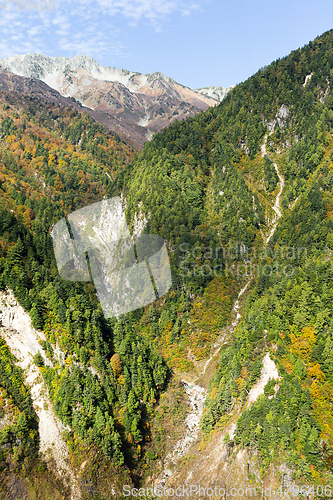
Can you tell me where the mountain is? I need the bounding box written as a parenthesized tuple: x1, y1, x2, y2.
(1, 29, 333, 499)
(195, 84, 236, 101)
(0, 54, 228, 148)
(122, 29, 333, 493)
(0, 89, 137, 497)
(0, 64, 136, 150)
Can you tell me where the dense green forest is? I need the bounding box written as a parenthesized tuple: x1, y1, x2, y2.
(121, 28, 333, 485)
(0, 96, 169, 493)
(1, 28, 333, 497)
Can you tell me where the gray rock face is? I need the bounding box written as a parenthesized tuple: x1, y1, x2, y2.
(195, 85, 235, 102)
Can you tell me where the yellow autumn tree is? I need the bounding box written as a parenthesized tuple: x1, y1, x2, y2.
(308, 363, 325, 383)
(110, 354, 122, 377)
(290, 326, 316, 361)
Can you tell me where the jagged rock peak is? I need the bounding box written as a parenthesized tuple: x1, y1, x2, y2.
(195, 85, 236, 102)
(0, 53, 181, 91)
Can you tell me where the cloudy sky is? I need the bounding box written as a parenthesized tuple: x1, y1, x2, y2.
(0, 0, 332, 89)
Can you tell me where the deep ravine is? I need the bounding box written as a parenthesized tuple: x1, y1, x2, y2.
(154, 278, 253, 489)
(0, 133, 285, 495)
(261, 135, 285, 244)
(154, 134, 285, 488)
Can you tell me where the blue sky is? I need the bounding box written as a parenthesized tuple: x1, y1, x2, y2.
(0, 0, 332, 89)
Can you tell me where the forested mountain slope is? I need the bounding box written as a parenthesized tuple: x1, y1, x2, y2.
(0, 95, 142, 497)
(0, 28, 333, 499)
(117, 28, 333, 492)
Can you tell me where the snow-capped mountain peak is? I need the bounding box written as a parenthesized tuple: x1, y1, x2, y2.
(0, 53, 172, 94)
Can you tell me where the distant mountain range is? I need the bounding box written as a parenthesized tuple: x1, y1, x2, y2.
(0, 54, 233, 147)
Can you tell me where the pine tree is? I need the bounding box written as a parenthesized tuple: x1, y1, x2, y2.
(30, 303, 43, 329)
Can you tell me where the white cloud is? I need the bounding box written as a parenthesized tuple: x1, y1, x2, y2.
(0, 0, 205, 61)
(59, 0, 204, 22)
(99, 0, 201, 20)
(27, 26, 41, 35)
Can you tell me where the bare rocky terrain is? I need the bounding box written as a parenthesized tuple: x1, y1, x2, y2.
(0, 290, 81, 500)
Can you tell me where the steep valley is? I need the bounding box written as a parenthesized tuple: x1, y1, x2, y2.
(0, 29, 333, 500)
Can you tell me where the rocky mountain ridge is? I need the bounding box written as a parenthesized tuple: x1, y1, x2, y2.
(196, 84, 236, 101)
(0, 54, 233, 147)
